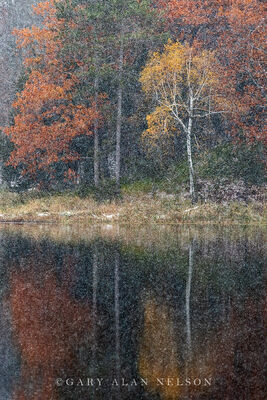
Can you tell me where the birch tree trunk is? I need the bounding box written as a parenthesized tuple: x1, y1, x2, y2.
(186, 92, 197, 204)
(115, 32, 124, 190)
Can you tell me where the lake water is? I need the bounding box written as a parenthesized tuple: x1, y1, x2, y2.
(0, 224, 265, 400)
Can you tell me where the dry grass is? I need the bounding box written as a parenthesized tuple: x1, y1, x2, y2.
(0, 189, 266, 225)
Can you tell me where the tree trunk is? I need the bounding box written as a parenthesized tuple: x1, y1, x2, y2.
(94, 76, 100, 187)
(77, 160, 85, 185)
(187, 93, 197, 203)
(92, 5, 100, 188)
(0, 159, 3, 187)
(115, 32, 124, 190)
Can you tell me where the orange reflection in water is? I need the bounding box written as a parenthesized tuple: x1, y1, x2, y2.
(139, 295, 265, 400)
(138, 296, 231, 399)
(9, 257, 92, 400)
(139, 297, 181, 400)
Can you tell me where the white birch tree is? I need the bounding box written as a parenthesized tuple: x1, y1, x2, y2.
(140, 41, 226, 203)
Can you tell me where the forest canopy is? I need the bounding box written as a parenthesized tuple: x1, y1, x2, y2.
(0, 0, 265, 200)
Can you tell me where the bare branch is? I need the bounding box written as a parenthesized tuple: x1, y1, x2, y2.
(194, 110, 228, 118)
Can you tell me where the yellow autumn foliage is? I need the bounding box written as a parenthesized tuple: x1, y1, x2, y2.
(144, 106, 176, 138)
(140, 40, 217, 99)
(141, 106, 178, 160)
(140, 40, 223, 150)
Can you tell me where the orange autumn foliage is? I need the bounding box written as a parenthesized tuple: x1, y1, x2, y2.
(160, 0, 266, 143)
(220, 0, 266, 143)
(6, 71, 98, 174)
(4, 0, 100, 176)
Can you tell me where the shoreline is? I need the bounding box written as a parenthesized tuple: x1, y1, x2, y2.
(0, 193, 265, 226)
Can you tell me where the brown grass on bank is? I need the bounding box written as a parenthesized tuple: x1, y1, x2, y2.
(0, 190, 266, 225)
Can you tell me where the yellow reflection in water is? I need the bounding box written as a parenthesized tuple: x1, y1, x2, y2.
(139, 297, 181, 400)
(138, 296, 218, 400)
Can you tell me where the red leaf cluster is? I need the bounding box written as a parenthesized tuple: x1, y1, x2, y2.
(160, 0, 266, 143)
(4, 0, 100, 177)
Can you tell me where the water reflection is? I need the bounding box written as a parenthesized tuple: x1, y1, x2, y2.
(9, 256, 93, 400)
(114, 252, 121, 399)
(0, 225, 265, 400)
(186, 238, 195, 369)
(139, 296, 180, 399)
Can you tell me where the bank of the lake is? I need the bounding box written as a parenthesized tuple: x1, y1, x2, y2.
(0, 190, 266, 225)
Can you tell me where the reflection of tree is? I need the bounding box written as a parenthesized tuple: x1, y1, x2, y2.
(91, 248, 98, 399)
(138, 292, 222, 400)
(137, 238, 220, 400)
(9, 255, 92, 400)
(185, 238, 194, 370)
(93, 251, 98, 341)
(138, 293, 265, 400)
(0, 296, 19, 400)
(2, 230, 264, 400)
(114, 251, 121, 399)
(138, 296, 181, 400)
